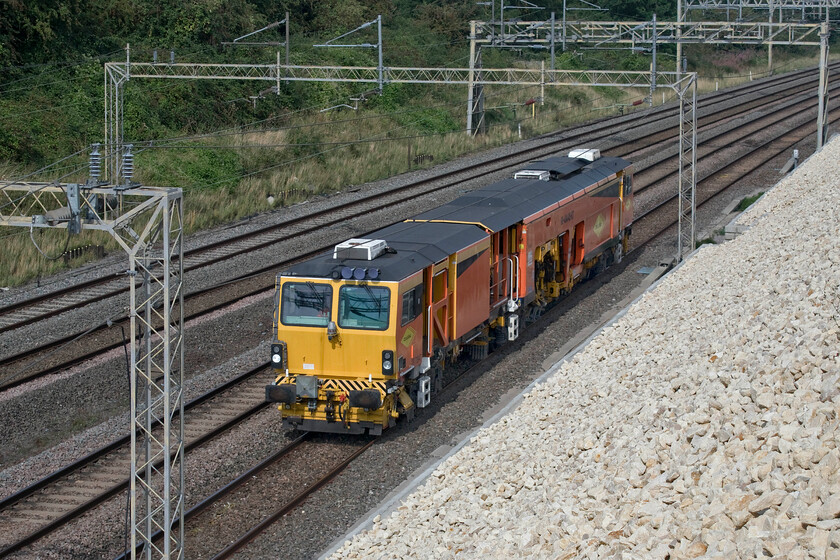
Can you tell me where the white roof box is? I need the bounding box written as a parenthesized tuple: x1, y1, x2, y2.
(514, 170, 550, 181)
(568, 148, 600, 162)
(333, 238, 388, 261)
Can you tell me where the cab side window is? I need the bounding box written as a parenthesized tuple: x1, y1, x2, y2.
(401, 285, 424, 326)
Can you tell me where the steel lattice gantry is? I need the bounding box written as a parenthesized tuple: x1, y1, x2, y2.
(104, 58, 697, 260)
(0, 182, 185, 560)
(683, 0, 840, 9)
(677, 78, 698, 261)
(101, 16, 830, 261)
(469, 19, 822, 46)
(104, 59, 685, 171)
(104, 59, 694, 178)
(130, 189, 184, 560)
(108, 61, 694, 86)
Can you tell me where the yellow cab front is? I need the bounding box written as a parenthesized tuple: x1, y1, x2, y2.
(266, 276, 400, 435)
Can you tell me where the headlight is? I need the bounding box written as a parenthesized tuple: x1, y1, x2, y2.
(382, 350, 395, 375)
(271, 341, 287, 368)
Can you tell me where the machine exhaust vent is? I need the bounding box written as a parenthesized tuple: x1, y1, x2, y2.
(333, 238, 388, 261)
(568, 148, 601, 161)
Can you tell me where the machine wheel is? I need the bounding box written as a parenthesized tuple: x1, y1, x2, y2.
(613, 239, 624, 264)
(492, 325, 507, 349)
(588, 257, 606, 280)
(431, 366, 444, 394)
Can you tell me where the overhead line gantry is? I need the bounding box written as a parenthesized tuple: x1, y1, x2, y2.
(0, 179, 185, 560)
(104, 14, 827, 263)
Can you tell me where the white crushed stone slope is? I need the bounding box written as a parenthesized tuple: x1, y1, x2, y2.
(331, 138, 840, 560)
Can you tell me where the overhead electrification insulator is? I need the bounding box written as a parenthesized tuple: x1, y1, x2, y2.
(89, 143, 101, 182)
(122, 145, 134, 183)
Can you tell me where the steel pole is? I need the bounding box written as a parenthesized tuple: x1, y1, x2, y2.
(768, 1, 774, 73)
(492, 0, 496, 44)
(676, 74, 697, 262)
(176, 196, 185, 559)
(550, 12, 556, 71)
(500, 0, 505, 44)
(128, 251, 138, 557)
(677, 0, 682, 82)
(650, 14, 657, 107)
(377, 15, 383, 93)
(690, 78, 697, 254)
(143, 255, 153, 560)
(467, 21, 477, 135)
(817, 21, 829, 148)
(562, 0, 567, 51)
(541, 60, 545, 106)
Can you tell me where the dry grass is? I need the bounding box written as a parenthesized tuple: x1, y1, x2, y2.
(696, 52, 826, 94)
(0, 227, 113, 288)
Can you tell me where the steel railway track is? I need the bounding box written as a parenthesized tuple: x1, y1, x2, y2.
(0, 309, 488, 557)
(637, 108, 840, 248)
(124, 341, 505, 559)
(0, 363, 272, 558)
(0, 58, 836, 560)
(629, 80, 840, 197)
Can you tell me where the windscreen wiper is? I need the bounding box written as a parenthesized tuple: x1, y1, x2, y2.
(360, 283, 381, 313)
(305, 281, 326, 311)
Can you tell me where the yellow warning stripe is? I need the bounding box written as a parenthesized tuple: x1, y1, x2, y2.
(323, 379, 387, 393)
(279, 377, 387, 393)
(405, 218, 491, 230)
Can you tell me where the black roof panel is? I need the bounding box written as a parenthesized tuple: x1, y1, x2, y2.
(285, 221, 488, 282)
(411, 156, 628, 232)
(282, 155, 629, 283)
(518, 157, 589, 178)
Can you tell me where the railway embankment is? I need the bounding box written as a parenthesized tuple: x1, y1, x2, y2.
(328, 136, 840, 559)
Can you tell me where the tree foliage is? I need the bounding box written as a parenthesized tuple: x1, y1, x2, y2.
(0, 0, 766, 170)
(596, 0, 676, 19)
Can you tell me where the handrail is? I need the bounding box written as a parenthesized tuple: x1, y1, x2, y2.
(511, 255, 520, 301)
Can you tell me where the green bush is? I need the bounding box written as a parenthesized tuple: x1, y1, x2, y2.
(736, 192, 764, 212)
(139, 147, 243, 192)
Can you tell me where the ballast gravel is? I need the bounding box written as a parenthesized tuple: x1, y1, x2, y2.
(329, 138, 840, 559)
